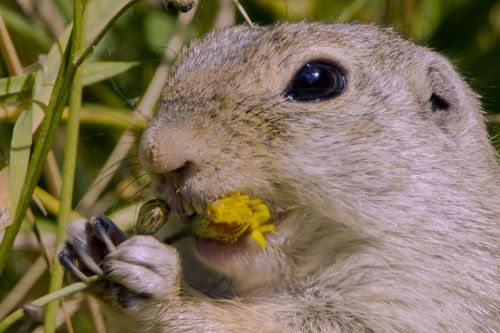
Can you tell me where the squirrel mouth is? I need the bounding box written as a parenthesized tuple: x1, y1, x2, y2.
(152, 175, 283, 251)
(157, 188, 279, 248)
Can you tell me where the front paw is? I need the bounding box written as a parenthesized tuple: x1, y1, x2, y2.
(103, 235, 181, 304)
(58, 216, 180, 311)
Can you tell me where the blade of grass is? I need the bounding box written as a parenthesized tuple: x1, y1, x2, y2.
(31, 27, 72, 132)
(1, 104, 146, 131)
(82, 61, 139, 86)
(0, 15, 23, 75)
(6, 107, 32, 230)
(232, 0, 253, 27)
(75, 104, 146, 131)
(0, 73, 34, 101)
(44, 0, 84, 329)
(0, 62, 138, 105)
(33, 186, 82, 219)
(77, 0, 141, 65)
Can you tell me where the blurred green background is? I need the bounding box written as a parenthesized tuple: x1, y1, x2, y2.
(0, 0, 498, 332)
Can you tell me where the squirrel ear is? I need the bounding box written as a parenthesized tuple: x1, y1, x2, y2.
(421, 54, 480, 132)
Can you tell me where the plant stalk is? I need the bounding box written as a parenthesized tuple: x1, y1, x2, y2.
(0, 275, 101, 333)
(43, 1, 85, 331)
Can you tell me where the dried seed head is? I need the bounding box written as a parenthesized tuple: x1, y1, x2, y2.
(164, 0, 195, 12)
(23, 303, 44, 322)
(136, 199, 169, 235)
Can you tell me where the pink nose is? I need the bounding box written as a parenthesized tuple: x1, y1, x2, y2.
(140, 126, 196, 175)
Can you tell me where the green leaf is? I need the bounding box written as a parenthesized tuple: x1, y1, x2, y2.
(80, 0, 140, 60)
(81, 61, 139, 86)
(31, 27, 72, 131)
(0, 62, 137, 106)
(6, 107, 32, 229)
(0, 167, 9, 230)
(0, 74, 34, 103)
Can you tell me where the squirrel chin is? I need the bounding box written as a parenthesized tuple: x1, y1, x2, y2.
(194, 236, 258, 263)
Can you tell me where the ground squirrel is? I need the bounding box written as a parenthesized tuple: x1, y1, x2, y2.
(60, 22, 500, 332)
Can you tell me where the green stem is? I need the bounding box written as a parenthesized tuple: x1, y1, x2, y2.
(0, 275, 101, 333)
(75, 0, 141, 67)
(43, 1, 85, 331)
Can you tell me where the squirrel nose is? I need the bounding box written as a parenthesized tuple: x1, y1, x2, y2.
(140, 126, 197, 176)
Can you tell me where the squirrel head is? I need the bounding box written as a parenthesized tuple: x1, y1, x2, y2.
(139, 23, 497, 284)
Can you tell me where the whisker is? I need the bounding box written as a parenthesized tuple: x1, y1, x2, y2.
(96, 160, 141, 182)
(90, 162, 143, 188)
(75, 163, 143, 211)
(109, 174, 150, 215)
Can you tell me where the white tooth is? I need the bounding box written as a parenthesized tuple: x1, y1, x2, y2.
(193, 202, 204, 215)
(182, 200, 194, 215)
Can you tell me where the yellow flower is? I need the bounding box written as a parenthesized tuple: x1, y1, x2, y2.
(191, 192, 274, 248)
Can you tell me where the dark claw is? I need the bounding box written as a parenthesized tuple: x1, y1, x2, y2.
(68, 240, 104, 276)
(90, 215, 128, 252)
(60, 216, 129, 287)
(58, 244, 92, 282)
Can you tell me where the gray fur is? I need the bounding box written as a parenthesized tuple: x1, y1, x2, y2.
(92, 23, 500, 332)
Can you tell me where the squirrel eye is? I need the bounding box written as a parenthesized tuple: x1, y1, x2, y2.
(285, 61, 346, 102)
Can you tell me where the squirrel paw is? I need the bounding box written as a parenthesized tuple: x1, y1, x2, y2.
(58, 215, 180, 311)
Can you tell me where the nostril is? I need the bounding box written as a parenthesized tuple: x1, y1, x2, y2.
(171, 160, 197, 179)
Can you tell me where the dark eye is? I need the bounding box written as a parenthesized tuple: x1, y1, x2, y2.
(285, 61, 346, 102)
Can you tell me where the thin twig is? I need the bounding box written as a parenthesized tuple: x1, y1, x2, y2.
(26, 208, 53, 269)
(15, 0, 66, 40)
(232, 0, 253, 27)
(33, 187, 83, 220)
(0, 275, 101, 333)
(0, 256, 47, 320)
(59, 300, 76, 333)
(0, 104, 146, 131)
(0, 16, 23, 75)
(32, 298, 81, 333)
(86, 297, 106, 333)
(43, 151, 62, 197)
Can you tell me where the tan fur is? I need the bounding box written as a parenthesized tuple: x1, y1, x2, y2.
(93, 23, 500, 332)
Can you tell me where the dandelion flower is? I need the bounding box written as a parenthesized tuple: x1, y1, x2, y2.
(191, 192, 274, 248)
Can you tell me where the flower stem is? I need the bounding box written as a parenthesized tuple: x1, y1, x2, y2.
(43, 1, 85, 331)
